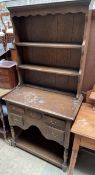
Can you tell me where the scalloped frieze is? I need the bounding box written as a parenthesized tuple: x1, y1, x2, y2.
(23, 122, 65, 146)
(10, 5, 87, 17)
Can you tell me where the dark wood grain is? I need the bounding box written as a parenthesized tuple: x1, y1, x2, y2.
(82, 14, 95, 92)
(0, 66, 18, 89)
(14, 13, 85, 44)
(5, 0, 91, 171)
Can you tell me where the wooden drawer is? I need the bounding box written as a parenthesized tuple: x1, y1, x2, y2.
(0, 64, 18, 89)
(9, 113, 24, 127)
(25, 109, 42, 120)
(0, 82, 12, 89)
(0, 75, 10, 82)
(8, 104, 25, 115)
(0, 68, 9, 76)
(43, 115, 65, 131)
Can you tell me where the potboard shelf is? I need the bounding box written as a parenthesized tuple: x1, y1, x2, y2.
(16, 127, 63, 168)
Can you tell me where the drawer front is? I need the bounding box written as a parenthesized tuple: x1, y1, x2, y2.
(26, 109, 42, 120)
(8, 104, 25, 115)
(0, 81, 12, 89)
(43, 115, 65, 131)
(0, 75, 10, 82)
(9, 113, 24, 127)
(0, 68, 9, 76)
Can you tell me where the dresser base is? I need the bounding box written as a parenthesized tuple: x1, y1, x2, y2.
(12, 126, 64, 168)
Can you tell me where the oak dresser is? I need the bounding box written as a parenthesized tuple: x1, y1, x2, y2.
(3, 0, 93, 171)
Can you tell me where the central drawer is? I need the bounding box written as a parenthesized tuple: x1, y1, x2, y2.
(0, 68, 9, 76)
(25, 109, 42, 120)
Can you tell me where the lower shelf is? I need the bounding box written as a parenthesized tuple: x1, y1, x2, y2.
(16, 126, 64, 168)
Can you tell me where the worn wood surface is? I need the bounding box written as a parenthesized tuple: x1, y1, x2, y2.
(5, 0, 91, 171)
(3, 85, 83, 121)
(68, 103, 95, 175)
(0, 61, 18, 89)
(71, 103, 95, 140)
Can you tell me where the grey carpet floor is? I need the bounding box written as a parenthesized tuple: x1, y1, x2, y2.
(0, 138, 95, 175)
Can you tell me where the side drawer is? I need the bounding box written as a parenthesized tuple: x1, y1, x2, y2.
(43, 115, 65, 131)
(0, 81, 12, 89)
(8, 104, 25, 115)
(0, 68, 9, 76)
(0, 75, 10, 82)
(9, 113, 24, 127)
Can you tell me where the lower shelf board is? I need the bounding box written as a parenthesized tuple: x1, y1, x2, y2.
(16, 126, 63, 168)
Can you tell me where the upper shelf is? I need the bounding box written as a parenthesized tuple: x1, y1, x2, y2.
(16, 42, 82, 49)
(18, 64, 80, 77)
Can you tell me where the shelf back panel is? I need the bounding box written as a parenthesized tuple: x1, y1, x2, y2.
(21, 69, 78, 93)
(13, 13, 85, 44)
(18, 47, 81, 70)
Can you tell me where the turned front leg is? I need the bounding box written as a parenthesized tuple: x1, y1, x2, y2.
(2, 118, 7, 140)
(62, 121, 71, 171)
(10, 126, 16, 147)
(0, 100, 7, 140)
(62, 148, 69, 171)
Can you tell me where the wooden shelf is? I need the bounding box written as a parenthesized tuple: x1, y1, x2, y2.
(16, 42, 82, 49)
(18, 64, 79, 77)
